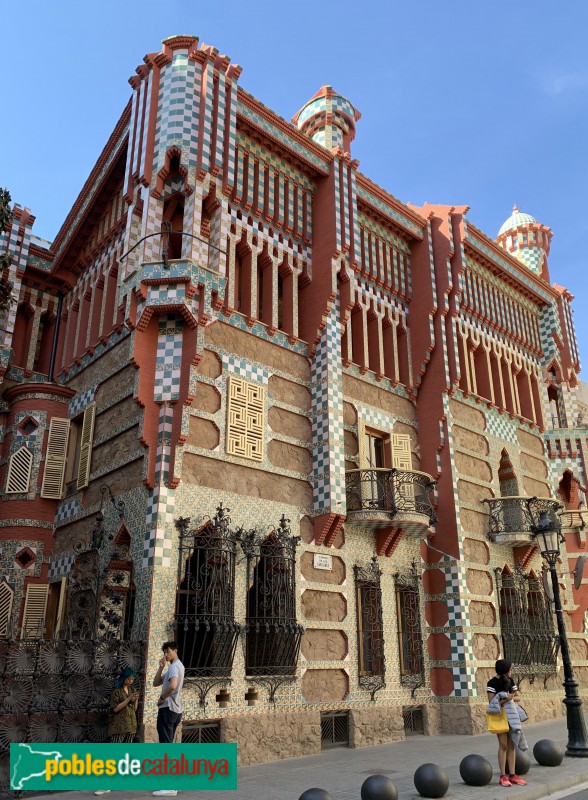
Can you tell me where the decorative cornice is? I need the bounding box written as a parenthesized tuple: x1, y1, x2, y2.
(4, 383, 76, 403)
(51, 100, 132, 265)
(465, 223, 556, 305)
(237, 89, 331, 175)
(356, 175, 425, 240)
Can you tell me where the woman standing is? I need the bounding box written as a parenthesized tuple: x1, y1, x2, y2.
(94, 667, 138, 796)
(486, 659, 527, 788)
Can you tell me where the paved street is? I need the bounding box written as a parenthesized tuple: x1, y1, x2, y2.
(21, 715, 588, 800)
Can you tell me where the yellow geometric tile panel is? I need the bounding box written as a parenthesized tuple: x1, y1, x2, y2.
(391, 433, 412, 470)
(226, 376, 265, 462)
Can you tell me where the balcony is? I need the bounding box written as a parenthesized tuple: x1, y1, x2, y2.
(483, 496, 562, 546)
(345, 468, 436, 535)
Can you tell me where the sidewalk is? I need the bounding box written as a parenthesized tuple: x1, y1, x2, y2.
(24, 716, 588, 800)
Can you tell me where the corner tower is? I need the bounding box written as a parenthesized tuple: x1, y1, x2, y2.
(496, 204, 553, 281)
(292, 85, 360, 153)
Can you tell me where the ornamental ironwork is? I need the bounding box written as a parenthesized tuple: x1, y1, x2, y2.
(484, 496, 562, 544)
(239, 514, 303, 702)
(174, 505, 241, 706)
(354, 556, 386, 700)
(495, 563, 558, 678)
(345, 469, 436, 525)
(394, 562, 425, 693)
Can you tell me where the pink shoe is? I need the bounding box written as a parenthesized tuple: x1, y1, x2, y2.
(499, 775, 512, 787)
(509, 775, 528, 786)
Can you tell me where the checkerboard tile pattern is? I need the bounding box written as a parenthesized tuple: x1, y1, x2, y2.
(55, 497, 82, 524)
(485, 408, 518, 444)
(48, 552, 76, 581)
(311, 296, 346, 513)
(142, 406, 176, 568)
(154, 316, 183, 402)
(69, 386, 97, 419)
(222, 354, 269, 384)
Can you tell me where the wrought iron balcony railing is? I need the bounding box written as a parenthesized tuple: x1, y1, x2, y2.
(483, 496, 562, 545)
(345, 468, 436, 530)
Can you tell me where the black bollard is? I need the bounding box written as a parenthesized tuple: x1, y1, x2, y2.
(413, 763, 449, 799)
(298, 790, 335, 800)
(533, 739, 564, 767)
(514, 747, 531, 776)
(459, 754, 493, 786)
(360, 773, 398, 800)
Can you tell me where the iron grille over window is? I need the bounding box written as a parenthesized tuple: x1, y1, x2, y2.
(495, 564, 558, 676)
(182, 720, 221, 744)
(239, 515, 303, 701)
(354, 557, 385, 700)
(395, 563, 425, 691)
(174, 506, 241, 690)
(320, 711, 350, 748)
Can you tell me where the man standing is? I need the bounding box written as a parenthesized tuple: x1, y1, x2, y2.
(152, 641, 185, 798)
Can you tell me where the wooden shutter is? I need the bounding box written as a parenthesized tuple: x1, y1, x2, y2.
(54, 577, 68, 636)
(0, 580, 14, 637)
(22, 584, 49, 638)
(77, 402, 96, 489)
(358, 419, 367, 468)
(41, 417, 70, 499)
(391, 433, 412, 470)
(5, 446, 33, 493)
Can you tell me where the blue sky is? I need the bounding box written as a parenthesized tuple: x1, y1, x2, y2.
(4, 1, 588, 360)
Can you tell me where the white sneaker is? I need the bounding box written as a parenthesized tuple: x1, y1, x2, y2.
(152, 792, 178, 797)
(94, 792, 111, 796)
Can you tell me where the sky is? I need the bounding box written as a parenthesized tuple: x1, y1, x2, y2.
(3, 1, 588, 360)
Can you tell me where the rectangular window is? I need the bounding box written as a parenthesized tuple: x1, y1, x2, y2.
(357, 582, 384, 675)
(395, 575, 425, 685)
(226, 376, 265, 462)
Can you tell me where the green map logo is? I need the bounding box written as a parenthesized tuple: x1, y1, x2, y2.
(10, 743, 237, 791)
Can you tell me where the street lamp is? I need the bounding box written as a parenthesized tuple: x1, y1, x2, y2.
(531, 509, 588, 757)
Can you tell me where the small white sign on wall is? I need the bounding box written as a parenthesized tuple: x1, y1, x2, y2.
(313, 553, 333, 571)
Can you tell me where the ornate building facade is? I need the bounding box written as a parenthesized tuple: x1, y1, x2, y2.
(1, 34, 587, 766)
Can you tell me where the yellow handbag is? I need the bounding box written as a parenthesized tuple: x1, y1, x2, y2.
(486, 709, 509, 733)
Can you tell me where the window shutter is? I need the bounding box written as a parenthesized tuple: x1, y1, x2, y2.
(358, 419, 367, 468)
(77, 402, 96, 490)
(5, 446, 34, 493)
(0, 580, 14, 637)
(54, 577, 68, 637)
(41, 417, 70, 499)
(391, 433, 412, 470)
(226, 377, 265, 461)
(22, 584, 49, 638)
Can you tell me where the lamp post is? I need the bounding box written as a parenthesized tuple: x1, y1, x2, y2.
(531, 509, 588, 757)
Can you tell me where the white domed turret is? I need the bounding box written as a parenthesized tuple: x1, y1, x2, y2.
(496, 204, 553, 280)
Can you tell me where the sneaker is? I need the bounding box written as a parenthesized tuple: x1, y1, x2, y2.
(509, 775, 528, 786)
(499, 775, 512, 787)
(152, 792, 178, 797)
(94, 792, 111, 796)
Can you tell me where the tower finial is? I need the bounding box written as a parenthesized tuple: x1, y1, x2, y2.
(513, 203, 519, 213)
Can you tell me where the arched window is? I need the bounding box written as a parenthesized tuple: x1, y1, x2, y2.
(162, 194, 185, 260)
(12, 302, 34, 368)
(394, 564, 424, 690)
(473, 346, 491, 401)
(242, 516, 302, 694)
(33, 309, 56, 374)
(174, 509, 240, 678)
(350, 304, 365, 369)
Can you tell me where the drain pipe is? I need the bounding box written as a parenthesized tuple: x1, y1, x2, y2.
(48, 293, 63, 382)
